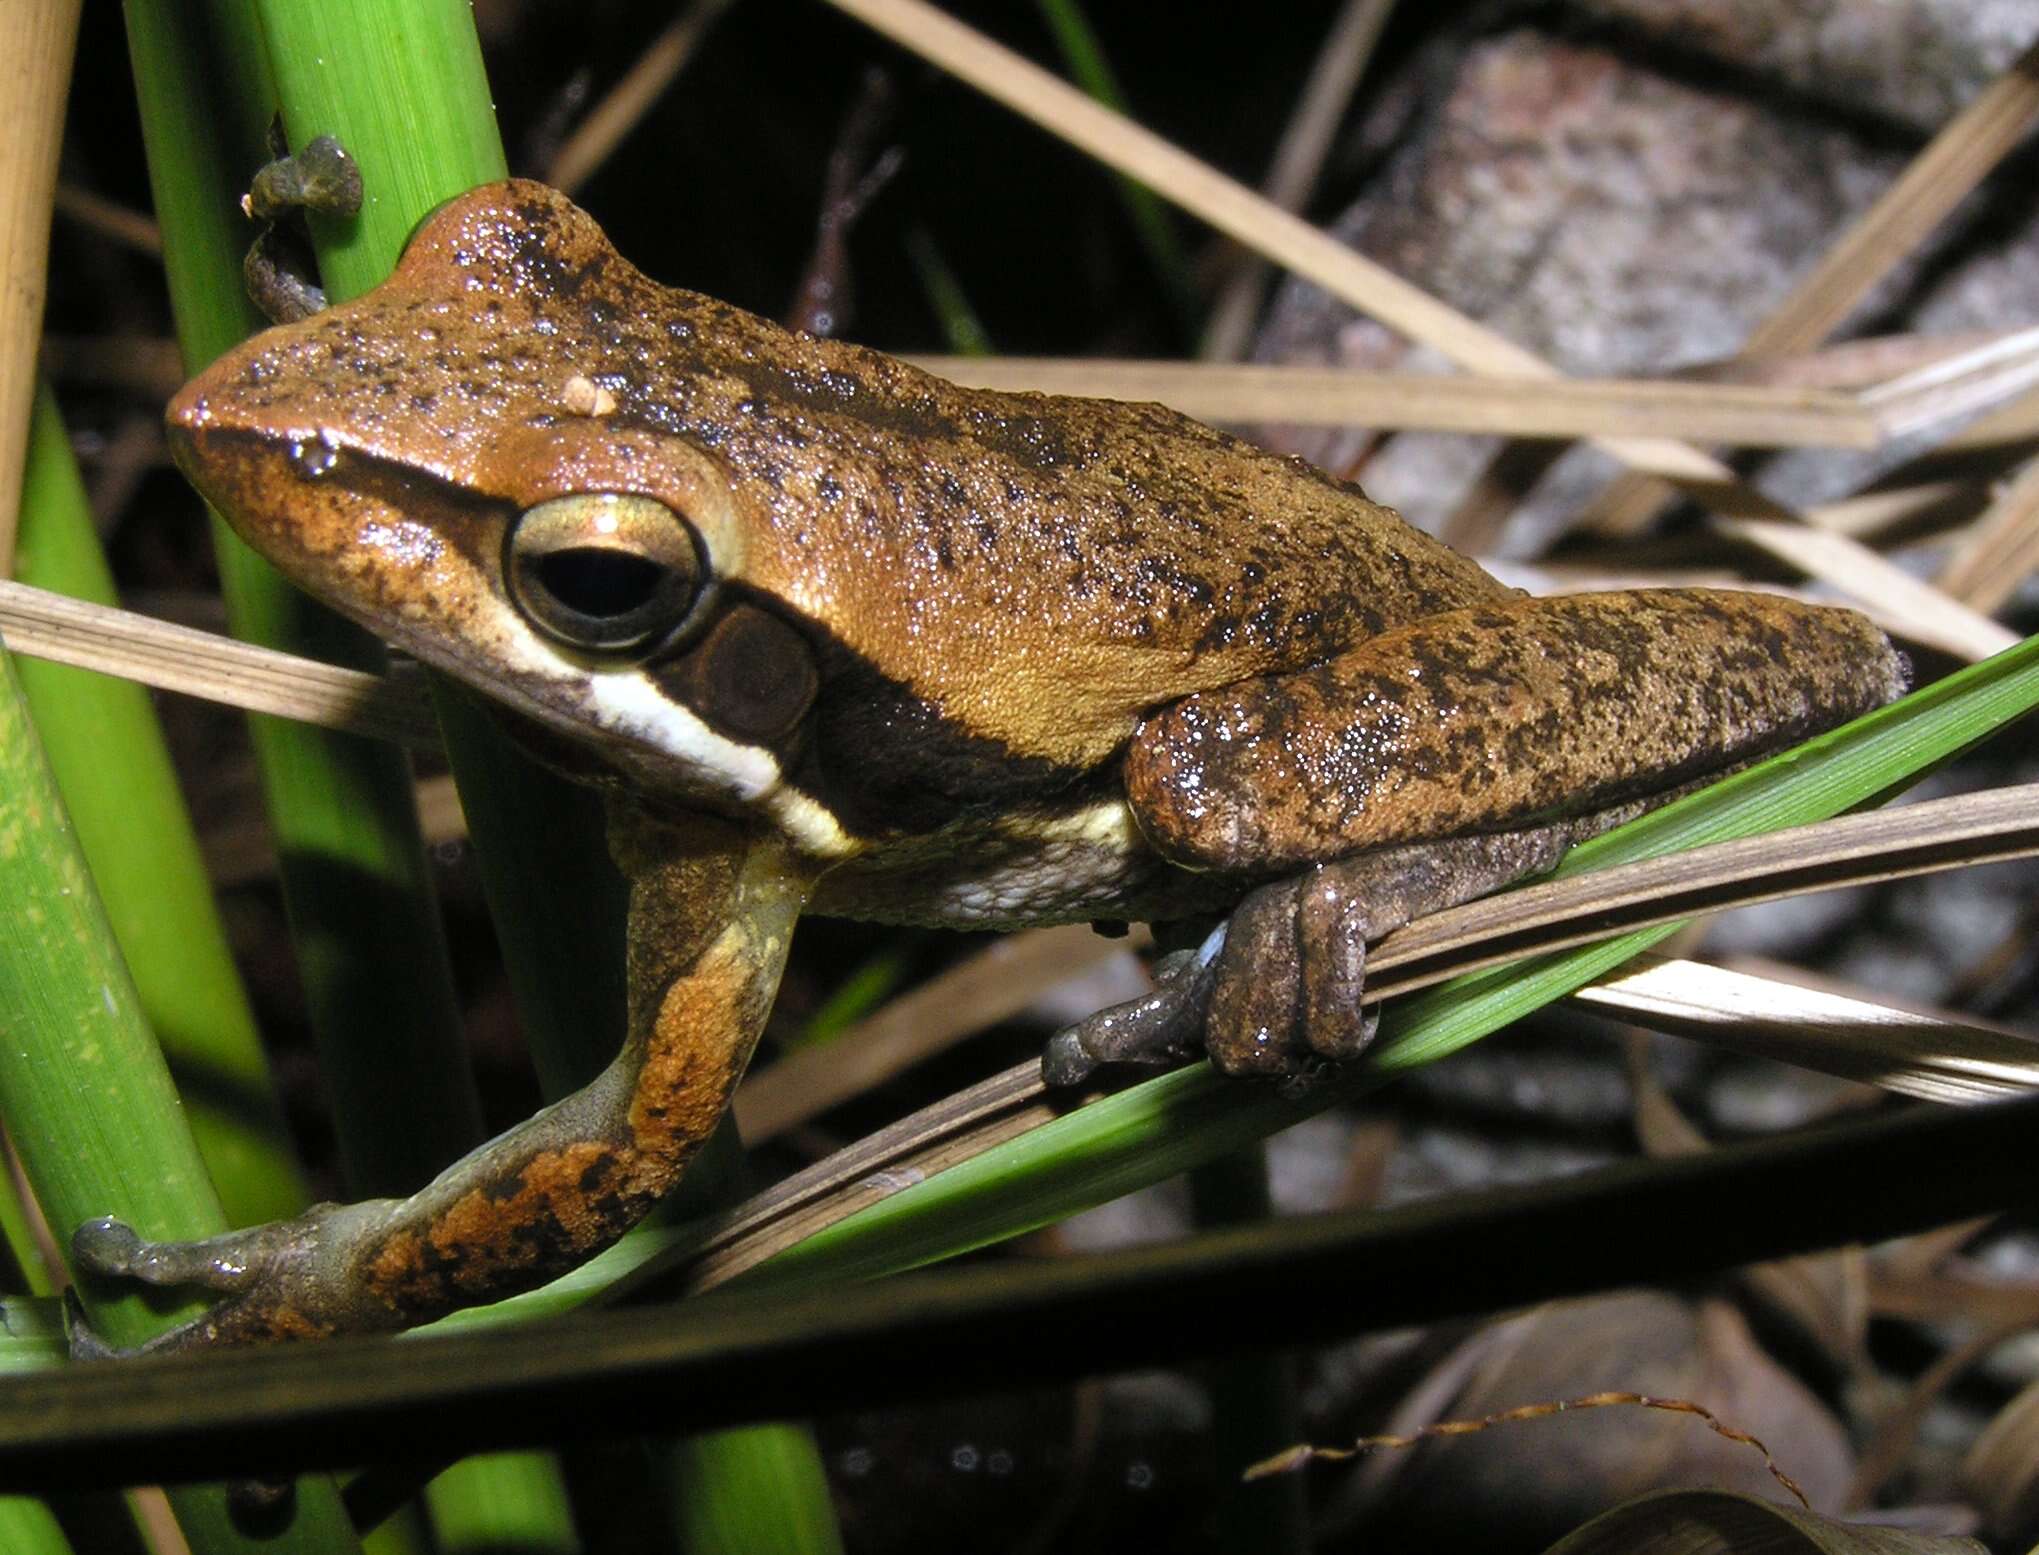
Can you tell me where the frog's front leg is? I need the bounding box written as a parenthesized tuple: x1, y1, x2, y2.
(1054, 588, 1906, 1084)
(73, 804, 809, 1352)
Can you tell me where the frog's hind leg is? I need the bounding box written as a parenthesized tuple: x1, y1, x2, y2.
(1196, 799, 1651, 1079)
(1064, 588, 1906, 1083)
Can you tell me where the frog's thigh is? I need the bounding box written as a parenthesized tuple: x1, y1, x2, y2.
(1126, 587, 1904, 874)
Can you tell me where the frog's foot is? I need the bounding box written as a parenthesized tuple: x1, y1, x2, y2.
(1041, 947, 1215, 1085)
(1201, 866, 1378, 1084)
(1054, 816, 1632, 1089)
(69, 1200, 400, 1356)
(240, 134, 364, 323)
(1040, 886, 1362, 1092)
(244, 134, 364, 225)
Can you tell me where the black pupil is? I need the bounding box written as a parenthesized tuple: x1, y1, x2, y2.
(537, 549, 667, 620)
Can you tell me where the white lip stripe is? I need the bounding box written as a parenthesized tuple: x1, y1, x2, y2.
(586, 675, 781, 800)
(584, 674, 855, 859)
(432, 612, 857, 860)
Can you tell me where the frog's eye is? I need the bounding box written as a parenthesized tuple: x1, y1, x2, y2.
(506, 493, 706, 655)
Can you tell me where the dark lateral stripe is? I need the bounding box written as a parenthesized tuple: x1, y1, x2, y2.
(646, 584, 1110, 840)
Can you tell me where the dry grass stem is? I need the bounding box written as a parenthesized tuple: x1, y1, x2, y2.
(52, 183, 162, 257)
(1244, 1393, 1809, 1509)
(0, 578, 441, 749)
(547, 0, 734, 194)
(1871, 1274, 2039, 1329)
(1805, 479, 1987, 539)
(1203, 0, 1398, 362)
(734, 922, 1146, 1143)
(660, 791, 2039, 1292)
(1577, 38, 2039, 537)
(1714, 517, 2019, 659)
(1743, 39, 2039, 359)
(1937, 381, 2039, 453)
(824, 0, 2019, 657)
(0, 0, 83, 575)
(1373, 787, 2039, 996)
(819, 0, 1816, 520)
(1579, 957, 2039, 1106)
(908, 356, 1886, 445)
(1860, 326, 2039, 439)
(1936, 455, 2039, 612)
(1846, 1319, 2033, 1509)
(1678, 330, 2024, 390)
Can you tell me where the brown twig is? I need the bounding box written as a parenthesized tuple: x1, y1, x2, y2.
(1242, 1391, 1809, 1509)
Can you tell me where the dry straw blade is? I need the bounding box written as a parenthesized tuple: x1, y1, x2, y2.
(729, 784, 2039, 1164)
(907, 357, 1886, 445)
(0, 577, 440, 748)
(821, 0, 2012, 660)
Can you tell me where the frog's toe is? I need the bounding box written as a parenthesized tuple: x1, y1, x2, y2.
(1205, 867, 1383, 1076)
(69, 1201, 402, 1351)
(1294, 864, 1379, 1062)
(1204, 881, 1312, 1078)
(1041, 949, 1212, 1085)
(73, 1214, 288, 1295)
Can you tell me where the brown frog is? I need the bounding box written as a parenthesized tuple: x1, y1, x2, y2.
(78, 180, 1904, 1349)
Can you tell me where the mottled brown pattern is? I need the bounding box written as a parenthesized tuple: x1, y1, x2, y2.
(254, 1305, 337, 1343)
(610, 803, 802, 1161)
(338, 807, 802, 1327)
(1126, 588, 1907, 871)
(167, 180, 1510, 781)
(364, 1140, 629, 1315)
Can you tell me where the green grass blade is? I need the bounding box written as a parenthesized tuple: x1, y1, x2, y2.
(0, 1498, 72, 1555)
(0, 640, 360, 1552)
(127, 0, 484, 1207)
(1032, 0, 1200, 339)
(423, 1454, 577, 1555)
(14, 381, 307, 1226)
(667, 1426, 845, 1555)
(904, 229, 996, 356)
(166, 0, 842, 1543)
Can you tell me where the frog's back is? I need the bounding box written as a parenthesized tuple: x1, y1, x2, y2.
(609, 285, 1511, 764)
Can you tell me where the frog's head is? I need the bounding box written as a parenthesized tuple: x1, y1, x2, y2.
(167, 180, 873, 856)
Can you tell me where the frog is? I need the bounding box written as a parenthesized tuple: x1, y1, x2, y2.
(78, 179, 1906, 1351)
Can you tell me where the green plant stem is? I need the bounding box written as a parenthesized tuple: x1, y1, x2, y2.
(741, 632, 2039, 1295)
(126, 0, 498, 1547)
(14, 381, 306, 1226)
(0, 1499, 71, 1555)
(1187, 1151, 1308, 1554)
(151, 0, 841, 1542)
(0, 640, 357, 1552)
(669, 1426, 845, 1555)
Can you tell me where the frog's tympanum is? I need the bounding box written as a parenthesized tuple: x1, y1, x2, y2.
(96, 181, 1904, 1349)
